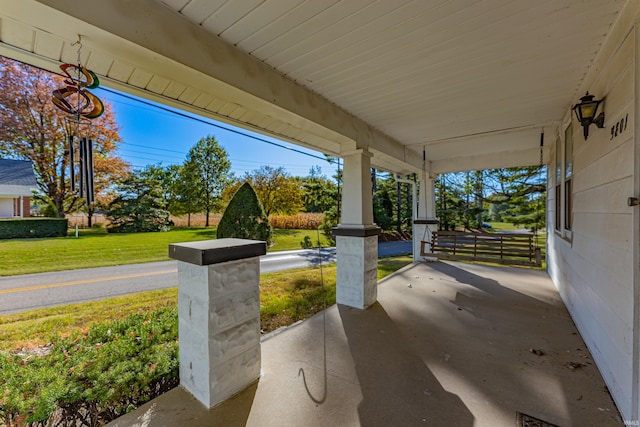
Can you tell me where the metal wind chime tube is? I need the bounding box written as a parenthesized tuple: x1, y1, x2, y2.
(68, 135, 75, 192)
(73, 136, 95, 205)
(83, 137, 94, 204)
(78, 136, 84, 198)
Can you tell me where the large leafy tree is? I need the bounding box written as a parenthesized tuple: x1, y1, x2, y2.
(237, 165, 304, 216)
(0, 56, 129, 217)
(181, 136, 232, 226)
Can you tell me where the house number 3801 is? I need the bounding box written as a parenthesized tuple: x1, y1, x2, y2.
(610, 113, 628, 140)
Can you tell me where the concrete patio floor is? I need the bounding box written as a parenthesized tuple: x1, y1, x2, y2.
(108, 261, 622, 427)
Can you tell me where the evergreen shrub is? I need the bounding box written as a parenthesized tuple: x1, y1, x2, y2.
(217, 182, 272, 243)
(0, 308, 178, 426)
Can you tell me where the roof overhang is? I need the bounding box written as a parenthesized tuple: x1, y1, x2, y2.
(0, 185, 35, 197)
(0, 0, 629, 175)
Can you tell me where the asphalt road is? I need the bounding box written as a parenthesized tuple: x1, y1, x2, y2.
(0, 241, 412, 315)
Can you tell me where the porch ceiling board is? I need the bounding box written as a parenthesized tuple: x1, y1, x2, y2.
(159, 0, 623, 169)
(0, 0, 628, 175)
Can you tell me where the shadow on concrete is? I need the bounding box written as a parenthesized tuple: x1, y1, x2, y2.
(338, 302, 475, 427)
(381, 261, 622, 426)
(108, 383, 257, 427)
(295, 247, 337, 266)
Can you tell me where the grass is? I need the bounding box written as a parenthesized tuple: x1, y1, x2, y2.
(0, 256, 412, 352)
(0, 289, 178, 352)
(485, 221, 522, 231)
(0, 227, 332, 276)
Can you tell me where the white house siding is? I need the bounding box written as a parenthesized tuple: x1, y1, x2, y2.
(547, 8, 638, 420)
(0, 197, 13, 218)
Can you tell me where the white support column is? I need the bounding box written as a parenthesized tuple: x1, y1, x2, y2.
(169, 239, 266, 409)
(334, 148, 380, 309)
(413, 173, 439, 262)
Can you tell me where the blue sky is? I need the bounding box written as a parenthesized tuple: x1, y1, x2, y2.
(93, 87, 339, 179)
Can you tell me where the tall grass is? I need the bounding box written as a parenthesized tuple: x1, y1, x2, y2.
(269, 213, 323, 230)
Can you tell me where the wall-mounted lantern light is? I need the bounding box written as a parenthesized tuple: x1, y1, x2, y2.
(572, 92, 605, 140)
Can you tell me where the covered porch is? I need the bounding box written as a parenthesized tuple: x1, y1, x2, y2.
(109, 261, 620, 426)
(1, 0, 637, 422)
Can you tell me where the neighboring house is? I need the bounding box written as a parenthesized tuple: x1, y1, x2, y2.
(0, 159, 37, 218)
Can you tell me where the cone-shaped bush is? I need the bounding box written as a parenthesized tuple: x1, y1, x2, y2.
(217, 182, 273, 243)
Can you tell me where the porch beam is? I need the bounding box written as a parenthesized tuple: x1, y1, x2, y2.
(431, 147, 550, 174)
(26, 0, 422, 172)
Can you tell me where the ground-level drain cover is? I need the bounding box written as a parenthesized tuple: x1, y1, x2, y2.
(516, 412, 559, 427)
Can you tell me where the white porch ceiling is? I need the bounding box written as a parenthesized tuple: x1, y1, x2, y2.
(0, 0, 628, 174)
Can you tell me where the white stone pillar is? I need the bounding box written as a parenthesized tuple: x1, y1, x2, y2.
(169, 238, 266, 409)
(413, 174, 439, 262)
(335, 149, 380, 309)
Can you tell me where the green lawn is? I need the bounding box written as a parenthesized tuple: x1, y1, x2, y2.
(486, 221, 524, 232)
(0, 227, 332, 276)
(0, 256, 413, 352)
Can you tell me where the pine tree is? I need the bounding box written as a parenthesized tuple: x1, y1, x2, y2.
(217, 182, 272, 243)
(104, 167, 171, 233)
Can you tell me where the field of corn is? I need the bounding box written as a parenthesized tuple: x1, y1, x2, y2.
(67, 213, 324, 230)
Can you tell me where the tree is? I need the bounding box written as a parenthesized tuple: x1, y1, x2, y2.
(485, 166, 547, 231)
(435, 166, 546, 231)
(371, 172, 414, 232)
(241, 165, 303, 216)
(104, 166, 171, 233)
(505, 193, 546, 233)
(166, 165, 199, 226)
(0, 56, 129, 218)
(318, 157, 343, 242)
(373, 174, 395, 231)
(141, 164, 200, 224)
(484, 166, 546, 203)
(181, 136, 232, 226)
(300, 166, 338, 213)
(217, 182, 272, 243)
(436, 172, 472, 231)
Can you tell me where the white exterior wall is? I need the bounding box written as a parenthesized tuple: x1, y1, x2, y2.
(0, 197, 13, 218)
(547, 7, 638, 420)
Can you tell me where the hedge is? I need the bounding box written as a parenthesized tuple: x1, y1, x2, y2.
(0, 218, 68, 239)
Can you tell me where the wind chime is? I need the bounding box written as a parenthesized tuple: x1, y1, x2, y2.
(51, 35, 105, 207)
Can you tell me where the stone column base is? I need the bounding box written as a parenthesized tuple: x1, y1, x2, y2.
(334, 226, 380, 309)
(169, 239, 266, 408)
